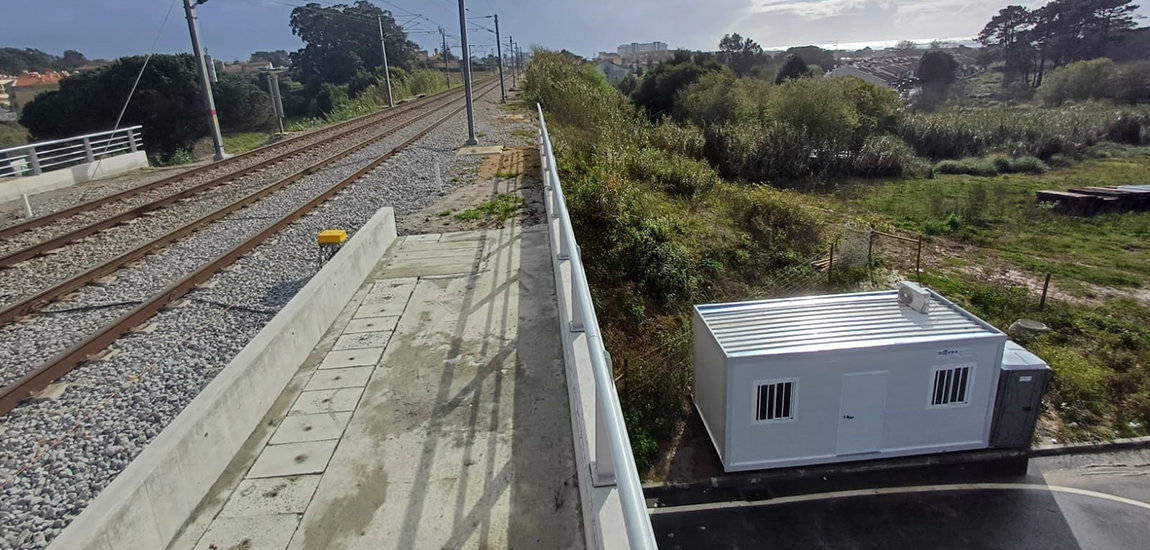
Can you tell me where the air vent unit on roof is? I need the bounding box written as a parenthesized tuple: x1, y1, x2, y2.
(898, 281, 932, 314)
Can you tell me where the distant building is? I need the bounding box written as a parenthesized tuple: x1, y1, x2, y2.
(413, 49, 429, 63)
(219, 60, 272, 77)
(0, 77, 15, 110)
(595, 60, 630, 83)
(617, 41, 667, 58)
(826, 56, 919, 90)
(10, 71, 67, 112)
(596, 52, 624, 65)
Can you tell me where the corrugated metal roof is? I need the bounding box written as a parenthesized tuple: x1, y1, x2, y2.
(697, 290, 1002, 357)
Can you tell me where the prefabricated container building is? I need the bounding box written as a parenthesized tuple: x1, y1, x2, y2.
(693, 285, 1049, 472)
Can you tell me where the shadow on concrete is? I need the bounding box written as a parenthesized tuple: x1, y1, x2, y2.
(391, 224, 583, 549)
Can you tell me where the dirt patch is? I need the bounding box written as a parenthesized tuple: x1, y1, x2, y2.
(399, 146, 545, 234)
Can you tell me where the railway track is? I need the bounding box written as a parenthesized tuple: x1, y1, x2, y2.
(0, 80, 482, 241)
(0, 80, 489, 265)
(0, 80, 492, 314)
(0, 78, 502, 415)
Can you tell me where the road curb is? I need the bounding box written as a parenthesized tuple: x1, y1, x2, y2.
(1031, 436, 1150, 457)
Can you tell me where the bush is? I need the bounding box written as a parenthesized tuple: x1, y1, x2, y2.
(1116, 61, 1150, 104)
(934, 158, 999, 176)
(20, 54, 209, 157)
(1038, 58, 1118, 106)
(852, 135, 920, 177)
(212, 74, 273, 131)
(316, 83, 349, 114)
(649, 121, 705, 159)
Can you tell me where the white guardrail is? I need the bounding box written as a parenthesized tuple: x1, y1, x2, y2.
(537, 104, 658, 549)
(0, 126, 144, 179)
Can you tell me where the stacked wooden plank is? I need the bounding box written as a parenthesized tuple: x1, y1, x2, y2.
(1036, 185, 1150, 215)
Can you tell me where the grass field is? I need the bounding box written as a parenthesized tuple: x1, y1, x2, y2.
(222, 131, 270, 155)
(825, 149, 1150, 443)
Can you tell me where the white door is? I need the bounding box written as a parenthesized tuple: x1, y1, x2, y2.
(837, 371, 888, 456)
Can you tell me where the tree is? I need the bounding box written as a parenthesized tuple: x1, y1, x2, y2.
(784, 46, 836, 71)
(251, 50, 291, 68)
(631, 51, 724, 119)
(894, 40, 919, 53)
(614, 73, 639, 97)
(718, 33, 767, 77)
(978, 5, 1035, 85)
(212, 74, 273, 130)
(0, 48, 60, 74)
(918, 51, 959, 87)
(289, 1, 417, 87)
(19, 54, 271, 159)
(775, 54, 810, 84)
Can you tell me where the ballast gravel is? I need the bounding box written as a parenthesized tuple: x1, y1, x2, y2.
(0, 85, 527, 550)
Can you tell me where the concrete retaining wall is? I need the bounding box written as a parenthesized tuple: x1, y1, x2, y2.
(0, 151, 149, 203)
(46, 206, 398, 550)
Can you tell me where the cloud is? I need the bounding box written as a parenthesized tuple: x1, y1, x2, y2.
(752, 0, 890, 19)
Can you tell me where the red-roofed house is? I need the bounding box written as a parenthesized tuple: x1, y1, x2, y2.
(11, 71, 67, 112)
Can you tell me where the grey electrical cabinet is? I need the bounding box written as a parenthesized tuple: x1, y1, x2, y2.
(990, 341, 1052, 449)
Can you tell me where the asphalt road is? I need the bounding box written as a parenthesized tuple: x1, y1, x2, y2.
(649, 448, 1150, 550)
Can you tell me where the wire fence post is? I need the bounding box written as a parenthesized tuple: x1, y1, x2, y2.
(127, 128, 138, 153)
(915, 235, 923, 282)
(828, 243, 835, 284)
(1040, 273, 1052, 310)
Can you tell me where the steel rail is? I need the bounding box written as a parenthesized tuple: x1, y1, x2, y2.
(0, 78, 500, 329)
(0, 79, 488, 240)
(0, 83, 481, 268)
(0, 79, 500, 415)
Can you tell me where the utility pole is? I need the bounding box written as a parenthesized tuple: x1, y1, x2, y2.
(377, 15, 394, 108)
(456, 0, 477, 146)
(507, 37, 515, 81)
(182, 0, 226, 161)
(268, 73, 284, 133)
(440, 27, 451, 88)
(494, 14, 505, 102)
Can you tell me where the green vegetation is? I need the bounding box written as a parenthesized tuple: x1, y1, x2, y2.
(221, 131, 269, 155)
(0, 122, 28, 148)
(454, 194, 524, 222)
(525, 51, 827, 473)
(18, 54, 272, 162)
(529, 23, 1150, 469)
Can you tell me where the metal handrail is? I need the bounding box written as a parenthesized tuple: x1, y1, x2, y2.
(1, 126, 144, 179)
(536, 103, 657, 550)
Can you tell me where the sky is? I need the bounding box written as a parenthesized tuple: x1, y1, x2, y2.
(2, 0, 1148, 62)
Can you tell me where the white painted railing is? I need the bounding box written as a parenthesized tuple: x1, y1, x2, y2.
(537, 104, 657, 549)
(0, 126, 144, 178)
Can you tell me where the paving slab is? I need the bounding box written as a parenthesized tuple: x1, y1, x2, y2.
(343, 317, 400, 334)
(192, 514, 301, 550)
(289, 388, 364, 416)
(248, 441, 339, 479)
(332, 331, 393, 351)
(269, 412, 353, 444)
(303, 367, 374, 391)
(220, 476, 323, 518)
(317, 348, 385, 370)
(186, 226, 584, 550)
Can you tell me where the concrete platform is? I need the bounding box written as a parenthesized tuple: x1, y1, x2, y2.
(173, 225, 585, 550)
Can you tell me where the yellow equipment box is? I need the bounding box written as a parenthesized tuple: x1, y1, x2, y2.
(317, 229, 347, 244)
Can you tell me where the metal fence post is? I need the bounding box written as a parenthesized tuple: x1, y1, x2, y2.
(127, 128, 138, 153)
(557, 214, 571, 260)
(915, 236, 923, 282)
(28, 147, 42, 175)
(570, 252, 585, 332)
(592, 350, 617, 487)
(828, 243, 835, 284)
(1040, 273, 1051, 310)
(82, 137, 95, 163)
